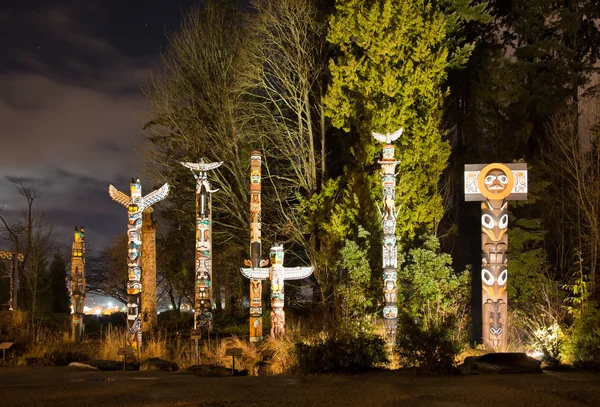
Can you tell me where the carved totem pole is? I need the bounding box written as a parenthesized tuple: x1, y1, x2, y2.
(141, 208, 158, 332)
(241, 151, 268, 342)
(180, 159, 223, 338)
(241, 243, 313, 339)
(0, 250, 24, 311)
(109, 178, 169, 350)
(69, 226, 86, 341)
(464, 163, 528, 350)
(372, 129, 402, 344)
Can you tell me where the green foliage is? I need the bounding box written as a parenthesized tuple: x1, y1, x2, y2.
(394, 312, 461, 374)
(336, 226, 376, 328)
(563, 307, 600, 369)
(562, 251, 592, 318)
(398, 235, 470, 337)
(295, 331, 389, 374)
(325, 0, 452, 242)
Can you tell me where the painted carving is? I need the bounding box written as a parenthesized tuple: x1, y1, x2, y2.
(241, 243, 313, 339)
(464, 163, 527, 350)
(109, 178, 169, 350)
(372, 128, 402, 344)
(68, 226, 86, 341)
(241, 151, 268, 342)
(181, 159, 222, 337)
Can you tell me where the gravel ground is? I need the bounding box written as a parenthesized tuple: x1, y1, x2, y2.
(0, 366, 598, 407)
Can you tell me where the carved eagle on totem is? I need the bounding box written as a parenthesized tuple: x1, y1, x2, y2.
(372, 128, 403, 144)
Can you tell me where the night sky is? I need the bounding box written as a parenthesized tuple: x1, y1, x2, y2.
(0, 0, 198, 255)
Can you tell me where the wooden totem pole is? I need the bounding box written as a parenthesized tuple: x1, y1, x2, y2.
(464, 163, 528, 350)
(241, 243, 313, 339)
(141, 208, 158, 332)
(372, 129, 402, 344)
(69, 226, 86, 341)
(0, 250, 24, 311)
(180, 159, 222, 341)
(241, 151, 268, 342)
(109, 178, 169, 350)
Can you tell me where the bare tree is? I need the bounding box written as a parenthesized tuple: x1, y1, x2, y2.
(0, 177, 55, 314)
(541, 103, 600, 297)
(142, 1, 254, 311)
(86, 234, 128, 304)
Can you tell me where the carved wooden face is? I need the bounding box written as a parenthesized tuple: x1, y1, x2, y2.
(483, 169, 509, 194)
(482, 264, 507, 302)
(481, 200, 508, 241)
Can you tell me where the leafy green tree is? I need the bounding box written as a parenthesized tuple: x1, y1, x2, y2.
(398, 234, 470, 339)
(49, 252, 70, 314)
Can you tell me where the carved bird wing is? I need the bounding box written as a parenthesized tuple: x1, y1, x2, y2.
(388, 128, 403, 142)
(283, 266, 314, 280)
(372, 128, 403, 143)
(142, 183, 170, 210)
(181, 161, 223, 172)
(240, 267, 270, 280)
(108, 185, 130, 207)
(372, 132, 387, 143)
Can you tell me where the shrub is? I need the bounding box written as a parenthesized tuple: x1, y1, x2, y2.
(295, 331, 388, 374)
(563, 307, 600, 369)
(394, 313, 460, 374)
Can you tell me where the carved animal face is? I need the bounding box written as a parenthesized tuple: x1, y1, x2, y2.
(481, 200, 508, 241)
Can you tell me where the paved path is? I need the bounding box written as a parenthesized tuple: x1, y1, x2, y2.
(0, 366, 598, 406)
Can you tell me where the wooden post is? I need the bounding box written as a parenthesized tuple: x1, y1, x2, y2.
(141, 208, 158, 333)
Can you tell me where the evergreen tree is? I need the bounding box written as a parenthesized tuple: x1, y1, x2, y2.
(49, 252, 70, 314)
(325, 0, 452, 243)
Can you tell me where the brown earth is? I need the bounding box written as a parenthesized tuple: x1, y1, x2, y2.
(0, 366, 598, 407)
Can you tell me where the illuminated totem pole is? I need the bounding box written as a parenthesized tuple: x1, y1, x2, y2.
(372, 129, 402, 344)
(464, 163, 527, 350)
(109, 178, 169, 350)
(0, 250, 24, 311)
(241, 243, 313, 339)
(69, 226, 86, 341)
(241, 151, 268, 342)
(180, 159, 223, 337)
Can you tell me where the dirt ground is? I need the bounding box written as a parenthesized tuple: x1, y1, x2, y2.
(0, 366, 598, 407)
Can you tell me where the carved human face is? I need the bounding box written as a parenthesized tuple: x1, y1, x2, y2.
(483, 169, 509, 194)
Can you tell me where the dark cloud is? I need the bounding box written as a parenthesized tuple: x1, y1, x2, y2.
(0, 1, 194, 251)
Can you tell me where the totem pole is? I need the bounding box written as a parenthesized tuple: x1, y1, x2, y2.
(372, 128, 402, 344)
(241, 151, 268, 342)
(109, 178, 169, 350)
(464, 163, 528, 350)
(141, 208, 158, 332)
(69, 226, 86, 341)
(0, 250, 24, 311)
(180, 159, 222, 341)
(241, 243, 313, 339)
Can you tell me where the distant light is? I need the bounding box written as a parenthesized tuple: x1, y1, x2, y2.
(169, 305, 173, 310)
(83, 306, 90, 312)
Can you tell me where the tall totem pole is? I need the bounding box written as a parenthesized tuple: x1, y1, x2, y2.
(241, 151, 268, 342)
(241, 243, 313, 339)
(180, 159, 223, 338)
(141, 208, 158, 332)
(372, 129, 402, 344)
(69, 226, 86, 341)
(109, 178, 169, 350)
(464, 163, 528, 350)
